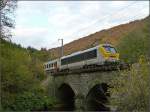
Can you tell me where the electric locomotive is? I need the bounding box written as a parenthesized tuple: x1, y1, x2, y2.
(44, 44, 119, 73)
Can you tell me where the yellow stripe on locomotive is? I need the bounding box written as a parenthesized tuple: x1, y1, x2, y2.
(99, 44, 119, 61)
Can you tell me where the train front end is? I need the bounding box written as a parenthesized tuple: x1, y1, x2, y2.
(99, 44, 119, 65)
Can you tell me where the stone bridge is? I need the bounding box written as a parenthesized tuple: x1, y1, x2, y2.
(48, 70, 119, 111)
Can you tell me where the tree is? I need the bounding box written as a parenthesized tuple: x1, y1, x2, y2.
(0, 39, 55, 111)
(1, 0, 17, 39)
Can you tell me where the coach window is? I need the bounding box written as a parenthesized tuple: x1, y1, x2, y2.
(71, 56, 75, 63)
(61, 59, 65, 65)
(84, 51, 89, 60)
(76, 55, 80, 62)
(65, 57, 68, 64)
(80, 53, 84, 61)
(67, 57, 71, 64)
(71, 56, 74, 63)
(72, 55, 76, 63)
(63, 59, 66, 65)
(61, 59, 64, 65)
(70, 57, 72, 64)
(72, 55, 76, 62)
(70, 56, 73, 63)
(64, 58, 67, 65)
(83, 52, 86, 60)
(77, 54, 80, 62)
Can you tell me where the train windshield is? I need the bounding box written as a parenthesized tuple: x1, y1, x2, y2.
(103, 46, 116, 53)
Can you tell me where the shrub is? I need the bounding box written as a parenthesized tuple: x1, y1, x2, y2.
(109, 56, 150, 111)
(9, 88, 57, 111)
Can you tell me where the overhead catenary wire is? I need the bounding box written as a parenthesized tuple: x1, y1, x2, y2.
(49, 1, 148, 49)
(77, 1, 138, 31)
(49, 1, 135, 48)
(65, 1, 146, 39)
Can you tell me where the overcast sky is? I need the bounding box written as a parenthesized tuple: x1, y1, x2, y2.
(11, 1, 149, 50)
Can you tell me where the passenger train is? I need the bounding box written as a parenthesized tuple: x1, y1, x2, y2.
(44, 44, 119, 73)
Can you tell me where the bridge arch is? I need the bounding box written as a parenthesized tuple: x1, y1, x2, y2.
(85, 83, 110, 111)
(57, 83, 75, 111)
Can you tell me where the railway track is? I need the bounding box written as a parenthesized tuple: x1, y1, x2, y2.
(51, 63, 130, 76)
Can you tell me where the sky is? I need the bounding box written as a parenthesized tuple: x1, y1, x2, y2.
(11, 1, 149, 50)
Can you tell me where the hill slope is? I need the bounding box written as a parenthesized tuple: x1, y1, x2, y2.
(49, 16, 149, 59)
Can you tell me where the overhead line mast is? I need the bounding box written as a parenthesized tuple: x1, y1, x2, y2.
(148, 0, 150, 16)
(58, 38, 64, 58)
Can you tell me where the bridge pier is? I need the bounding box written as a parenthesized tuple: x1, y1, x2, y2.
(48, 71, 119, 111)
(75, 97, 84, 111)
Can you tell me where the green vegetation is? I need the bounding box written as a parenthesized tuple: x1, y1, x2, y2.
(109, 19, 150, 111)
(0, 38, 56, 111)
(9, 88, 56, 111)
(109, 57, 150, 111)
(117, 18, 150, 63)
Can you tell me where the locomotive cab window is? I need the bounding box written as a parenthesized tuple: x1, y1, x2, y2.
(103, 46, 116, 53)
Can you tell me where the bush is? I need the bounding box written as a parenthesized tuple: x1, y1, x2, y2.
(109, 56, 150, 111)
(9, 88, 57, 111)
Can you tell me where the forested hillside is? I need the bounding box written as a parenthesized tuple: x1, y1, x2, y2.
(0, 38, 56, 111)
